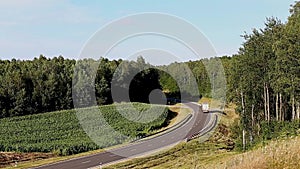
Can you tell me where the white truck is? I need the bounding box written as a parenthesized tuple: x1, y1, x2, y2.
(202, 103, 209, 113)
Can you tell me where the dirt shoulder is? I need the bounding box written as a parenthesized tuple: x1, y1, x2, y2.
(0, 152, 55, 168)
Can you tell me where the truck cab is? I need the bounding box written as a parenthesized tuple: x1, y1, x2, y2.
(202, 103, 209, 113)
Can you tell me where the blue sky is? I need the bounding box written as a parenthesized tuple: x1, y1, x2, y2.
(0, 0, 295, 60)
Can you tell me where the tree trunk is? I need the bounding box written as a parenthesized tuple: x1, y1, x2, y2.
(276, 93, 279, 121)
(251, 104, 254, 128)
(292, 95, 295, 120)
(264, 83, 267, 121)
(241, 91, 246, 151)
(279, 93, 283, 121)
(296, 102, 300, 120)
(241, 91, 245, 114)
(251, 103, 254, 145)
(297, 102, 300, 120)
(266, 85, 270, 122)
(242, 129, 246, 151)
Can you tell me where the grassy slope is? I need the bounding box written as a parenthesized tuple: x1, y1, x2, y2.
(204, 136, 300, 169)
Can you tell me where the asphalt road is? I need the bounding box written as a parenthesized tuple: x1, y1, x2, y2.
(32, 102, 215, 169)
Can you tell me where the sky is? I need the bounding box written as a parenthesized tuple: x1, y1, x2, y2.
(0, 0, 296, 61)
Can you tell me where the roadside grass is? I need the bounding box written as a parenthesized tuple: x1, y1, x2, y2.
(104, 140, 237, 169)
(204, 136, 300, 169)
(219, 102, 238, 127)
(165, 104, 191, 129)
(198, 97, 225, 111)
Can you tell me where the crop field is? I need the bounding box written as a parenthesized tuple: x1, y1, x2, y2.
(0, 103, 171, 156)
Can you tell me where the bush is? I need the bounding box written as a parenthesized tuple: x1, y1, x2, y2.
(232, 119, 300, 151)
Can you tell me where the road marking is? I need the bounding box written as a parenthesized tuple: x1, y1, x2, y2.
(82, 160, 91, 164)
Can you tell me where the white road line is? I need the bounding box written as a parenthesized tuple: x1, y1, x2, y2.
(82, 160, 91, 164)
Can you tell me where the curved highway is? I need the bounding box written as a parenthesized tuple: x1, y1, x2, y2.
(33, 102, 216, 169)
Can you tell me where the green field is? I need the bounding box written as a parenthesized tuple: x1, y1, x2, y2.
(0, 103, 172, 156)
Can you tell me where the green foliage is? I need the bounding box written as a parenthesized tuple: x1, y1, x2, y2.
(232, 119, 300, 151)
(0, 56, 76, 117)
(260, 120, 300, 141)
(159, 60, 212, 100)
(0, 103, 170, 155)
(100, 103, 169, 139)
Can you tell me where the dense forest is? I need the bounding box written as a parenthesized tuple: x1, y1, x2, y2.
(0, 56, 75, 117)
(0, 1, 299, 151)
(0, 57, 164, 117)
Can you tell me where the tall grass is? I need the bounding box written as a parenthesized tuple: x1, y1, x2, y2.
(206, 136, 300, 169)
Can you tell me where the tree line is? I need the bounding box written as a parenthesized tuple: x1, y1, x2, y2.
(0, 46, 216, 118)
(0, 56, 75, 117)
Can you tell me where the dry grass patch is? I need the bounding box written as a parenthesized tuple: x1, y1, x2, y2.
(205, 136, 300, 169)
(198, 97, 224, 110)
(168, 103, 191, 126)
(0, 152, 55, 168)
